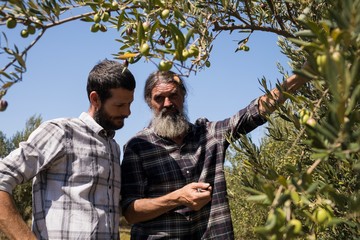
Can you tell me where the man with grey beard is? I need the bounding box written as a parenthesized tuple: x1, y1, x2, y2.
(121, 70, 310, 239)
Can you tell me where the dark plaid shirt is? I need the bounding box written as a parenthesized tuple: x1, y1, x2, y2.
(121, 98, 266, 240)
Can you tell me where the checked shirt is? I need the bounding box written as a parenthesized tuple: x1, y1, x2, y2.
(121, 98, 266, 239)
(0, 112, 121, 239)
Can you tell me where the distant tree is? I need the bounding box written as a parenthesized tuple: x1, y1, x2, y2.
(0, 115, 42, 225)
(0, 132, 11, 157)
(225, 149, 268, 239)
(226, 116, 303, 239)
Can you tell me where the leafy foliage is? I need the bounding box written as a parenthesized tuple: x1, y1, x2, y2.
(225, 149, 268, 239)
(228, 114, 359, 239)
(0, 115, 42, 224)
(0, 132, 11, 157)
(226, 0, 360, 238)
(1, 0, 325, 101)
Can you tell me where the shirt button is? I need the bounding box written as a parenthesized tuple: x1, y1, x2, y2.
(186, 170, 190, 174)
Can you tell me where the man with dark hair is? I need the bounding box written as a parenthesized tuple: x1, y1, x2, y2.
(121, 70, 309, 239)
(0, 59, 136, 239)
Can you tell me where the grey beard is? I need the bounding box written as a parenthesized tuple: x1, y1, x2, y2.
(151, 110, 190, 139)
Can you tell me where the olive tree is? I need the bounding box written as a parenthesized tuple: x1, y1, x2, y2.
(1, 0, 359, 239)
(226, 0, 360, 238)
(1, 0, 315, 108)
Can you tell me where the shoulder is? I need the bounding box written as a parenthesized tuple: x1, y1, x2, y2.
(194, 117, 210, 126)
(34, 117, 84, 137)
(41, 117, 83, 129)
(125, 128, 153, 146)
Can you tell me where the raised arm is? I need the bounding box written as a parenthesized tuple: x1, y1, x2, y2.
(258, 73, 310, 116)
(0, 191, 36, 240)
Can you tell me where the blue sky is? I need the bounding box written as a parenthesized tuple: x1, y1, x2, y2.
(1, 19, 290, 155)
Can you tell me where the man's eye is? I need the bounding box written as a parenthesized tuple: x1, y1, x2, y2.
(154, 96, 164, 103)
(169, 94, 178, 100)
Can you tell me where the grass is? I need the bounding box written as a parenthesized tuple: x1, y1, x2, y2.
(120, 217, 131, 240)
(0, 217, 132, 240)
(120, 230, 131, 240)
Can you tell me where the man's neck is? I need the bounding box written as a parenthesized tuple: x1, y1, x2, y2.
(171, 134, 185, 146)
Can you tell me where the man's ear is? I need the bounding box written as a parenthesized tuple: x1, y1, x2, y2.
(89, 91, 101, 109)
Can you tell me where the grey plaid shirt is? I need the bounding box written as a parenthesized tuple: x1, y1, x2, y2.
(121, 98, 266, 239)
(0, 112, 121, 239)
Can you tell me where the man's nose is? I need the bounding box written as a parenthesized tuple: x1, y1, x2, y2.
(122, 105, 131, 117)
(163, 97, 172, 107)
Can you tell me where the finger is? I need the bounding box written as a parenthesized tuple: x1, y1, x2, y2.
(196, 184, 211, 193)
(193, 182, 211, 190)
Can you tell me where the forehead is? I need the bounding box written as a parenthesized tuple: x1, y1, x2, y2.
(151, 82, 180, 96)
(109, 88, 134, 101)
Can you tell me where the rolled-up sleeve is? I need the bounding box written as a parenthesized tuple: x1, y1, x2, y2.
(0, 121, 65, 194)
(242, 97, 268, 130)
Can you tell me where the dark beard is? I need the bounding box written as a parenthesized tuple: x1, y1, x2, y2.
(94, 106, 124, 131)
(151, 107, 189, 139)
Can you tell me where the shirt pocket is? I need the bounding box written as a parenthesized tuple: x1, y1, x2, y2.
(71, 146, 111, 180)
(44, 199, 99, 239)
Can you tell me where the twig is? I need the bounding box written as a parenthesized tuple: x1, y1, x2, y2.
(213, 23, 295, 38)
(1, 11, 96, 74)
(307, 159, 321, 174)
(1, 28, 45, 73)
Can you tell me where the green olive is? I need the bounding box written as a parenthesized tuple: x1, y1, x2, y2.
(94, 14, 101, 23)
(20, 29, 29, 38)
(182, 49, 190, 59)
(159, 60, 173, 71)
(27, 25, 36, 35)
(111, 1, 119, 10)
(316, 54, 327, 72)
(188, 46, 199, 57)
(90, 23, 100, 32)
(6, 18, 17, 29)
(289, 219, 302, 234)
(314, 208, 331, 224)
(140, 43, 150, 55)
(142, 21, 150, 31)
(102, 12, 110, 22)
(161, 9, 170, 19)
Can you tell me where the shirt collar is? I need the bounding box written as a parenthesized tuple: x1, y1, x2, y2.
(79, 112, 115, 139)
